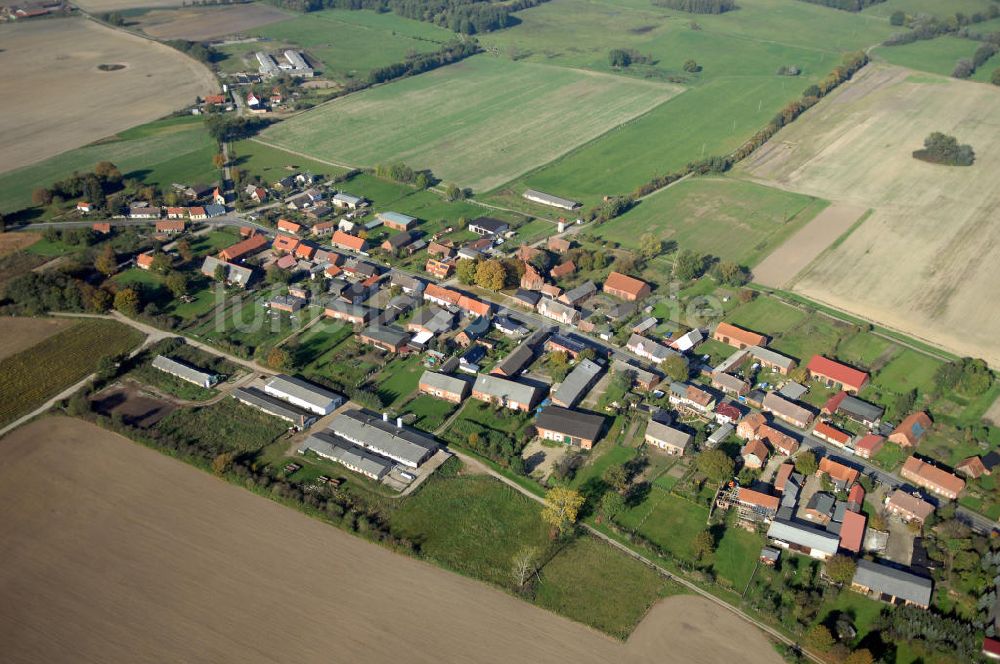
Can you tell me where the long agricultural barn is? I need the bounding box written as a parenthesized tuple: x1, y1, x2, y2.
(328, 409, 438, 469)
(233, 387, 316, 430)
(264, 375, 345, 416)
(256, 51, 279, 76)
(151, 355, 218, 388)
(298, 432, 391, 481)
(522, 189, 581, 211)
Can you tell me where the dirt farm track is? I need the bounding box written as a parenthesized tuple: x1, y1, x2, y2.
(0, 18, 217, 175)
(0, 417, 781, 664)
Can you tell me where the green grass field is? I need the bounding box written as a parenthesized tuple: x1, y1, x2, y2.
(218, 9, 456, 81)
(372, 354, 424, 408)
(593, 177, 828, 266)
(0, 319, 144, 427)
(402, 394, 458, 432)
(874, 37, 980, 76)
(260, 55, 680, 192)
(156, 398, 289, 453)
(230, 140, 349, 185)
(0, 116, 218, 214)
(863, 0, 995, 20)
(534, 537, 674, 638)
(713, 523, 764, 591)
(615, 489, 709, 563)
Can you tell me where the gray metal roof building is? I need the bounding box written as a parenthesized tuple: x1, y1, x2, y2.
(233, 387, 315, 429)
(491, 342, 536, 378)
(552, 359, 604, 408)
(201, 256, 252, 288)
(329, 409, 438, 468)
(838, 395, 885, 424)
(299, 431, 390, 481)
(535, 405, 604, 443)
(766, 519, 840, 558)
(644, 419, 692, 453)
(472, 374, 541, 409)
(852, 559, 933, 608)
(419, 370, 469, 399)
(522, 189, 581, 210)
(151, 355, 217, 388)
(264, 374, 345, 416)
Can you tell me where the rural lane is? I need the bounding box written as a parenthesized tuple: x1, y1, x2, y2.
(450, 450, 823, 664)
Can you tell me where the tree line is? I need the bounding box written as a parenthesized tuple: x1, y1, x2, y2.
(795, 0, 883, 11)
(650, 0, 735, 14)
(368, 40, 481, 84)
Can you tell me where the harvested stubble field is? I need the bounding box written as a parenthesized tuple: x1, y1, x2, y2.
(135, 3, 292, 41)
(0, 316, 72, 361)
(261, 55, 680, 192)
(0, 18, 216, 175)
(740, 64, 1000, 365)
(0, 318, 143, 427)
(0, 417, 782, 664)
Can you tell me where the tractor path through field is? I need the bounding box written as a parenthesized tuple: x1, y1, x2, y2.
(250, 138, 358, 171)
(449, 449, 822, 664)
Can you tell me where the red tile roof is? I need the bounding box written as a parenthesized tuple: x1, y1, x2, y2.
(956, 456, 989, 479)
(738, 487, 779, 511)
(550, 260, 575, 279)
(741, 438, 769, 462)
(603, 271, 649, 298)
(855, 434, 885, 456)
(848, 483, 865, 509)
(822, 390, 848, 414)
(818, 457, 859, 486)
(714, 322, 767, 348)
(902, 456, 965, 496)
(807, 355, 869, 390)
(155, 220, 185, 232)
(294, 243, 315, 260)
(273, 234, 300, 253)
(983, 637, 1000, 658)
(890, 411, 933, 447)
(839, 510, 866, 554)
(715, 402, 741, 421)
(887, 489, 935, 521)
(219, 233, 269, 261)
(813, 420, 852, 445)
(424, 283, 461, 306)
(136, 252, 154, 268)
(774, 463, 794, 492)
(277, 218, 302, 234)
(459, 295, 492, 318)
(332, 230, 366, 252)
(275, 254, 297, 270)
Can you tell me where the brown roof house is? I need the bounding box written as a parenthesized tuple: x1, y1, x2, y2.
(603, 271, 651, 302)
(741, 439, 769, 469)
(889, 412, 933, 448)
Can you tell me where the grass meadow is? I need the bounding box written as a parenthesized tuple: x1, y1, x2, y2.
(874, 37, 981, 77)
(260, 55, 680, 192)
(593, 177, 827, 266)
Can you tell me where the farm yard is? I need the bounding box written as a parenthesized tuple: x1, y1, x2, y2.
(0, 18, 216, 176)
(132, 3, 293, 41)
(0, 318, 143, 427)
(259, 55, 681, 192)
(740, 63, 1000, 365)
(216, 9, 457, 82)
(592, 177, 828, 267)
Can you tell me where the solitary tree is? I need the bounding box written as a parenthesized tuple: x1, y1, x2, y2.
(603, 464, 629, 494)
(639, 233, 662, 259)
(114, 287, 140, 316)
(510, 546, 540, 590)
(803, 624, 835, 652)
(599, 490, 626, 520)
(213, 153, 226, 169)
(475, 259, 507, 291)
(683, 59, 700, 73)
(696, 449, 735, 482)
(843, 650, 875, 664)
(889, 10, 905, 25)
(661, 354, 690, 382)
(795, 451, 818, 476)
(455, 258, 478, 285)
(177, 239, 194, 263)
(673, 249, 703, 280)
(94, 244, 117, 277)
(541, 486, 584, 536)
(165, 271, 188, 298)
(691, 529, 715, 562)
(266, 347, 291, 370)
(825, 554, 857, 585)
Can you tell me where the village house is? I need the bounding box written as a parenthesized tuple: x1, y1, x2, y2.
(165, 207, 188, 220)
(277, 218, 302, 234)
(854, 434, 885, 459)
(718, 487, 780, 524)
(331, 230, 367, 253)
(767, 519, 840, 560)
(670, 328, 704, 353)
(494, 316, 528, 337)
(406, 307, 455, 336)
(547, 236, 571, 253)
(135, 252, 154, 270)
(741, 438, 769, 469)
(472, 374, 542, 412)
(534, 405, 605, 450)
(295, 243, 316, 261)
(381, 231, 417, 254)
(468, 217, 509, 236)
(249, 187, 268, 204)
(545, 334, 587, 360)
(332, 192, 364, 210)
(427, 240, 454, 258)
(130, 204, 160, 220)
(812, 420, 854, 450)
(885, 489, 935, 524)
(804, 492, 836, 525)
(900, 456, 965, 500)
(550, 260, 576, 280)
(839, 510, 867, 554)
(155, 220, 185, 235)
(491, 342, 536, 378)
(713, 322, 768, 349)
(204, 204, 226, 218)
(520, 262, 546, 291)
(603, 271, 651, 301)
(823, 391, 885, 428)
(749, 346, 797, 375)
(817, 457, 859, 490)
(644, 419, 691, 456)
(889, 411, 933, 448)
(669, 382, 716, 415)
(552, 359, 603, 408)
(379, 211, 417, 231)
(712, 372, 749, 397)
(188, 206, 207, 221)
(272, 234, 300, 254)
(425, 257, 454, 279)
(760, 425, 799, 456)
(201, 256, 252, 287)
(714, 402, 743, 426)
(419, 371, 469, 403)
(268, 294, 306, 313)
(455, 315, 491, 347)
(627, 333, 679, 364)
(956, 456, 990, 480)
(537, 297, 579, 325)
(91, 222, 111, 234)
(851, 559, 932, 609)
(559, 281, 597, 307)
(359, 324, 410, 353)
(312, 221, 336, 237)
(807, 355, 869, 393)
(324, 300, 374, 325)
(76, 201, 92, 213)
(762, 391, 813, 429)
(612, 359, 661, 392)
(737, 412, 768, 440)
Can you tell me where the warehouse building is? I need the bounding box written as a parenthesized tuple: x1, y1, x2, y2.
(151, 355, 218, 388)
(522, 189, 580, 210)
(329, 409, 438, 468)
(233, 387, 316, 429)
(298, 431, 390, 481)
(256, 51, 280, 76)
(264, 374, 345, 416)
(851, 559, 933, 609)
(552, 359, 603, 408)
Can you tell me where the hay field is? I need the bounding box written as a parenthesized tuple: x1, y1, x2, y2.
(261, 55, 680, 192)
(740, 64, 1000, 365)
(0, 18, 216, 175)
(136, 3, 292, 41)
(0, 417, 782, 664)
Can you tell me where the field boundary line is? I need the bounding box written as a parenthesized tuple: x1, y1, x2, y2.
(248, 138, 358, 170)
